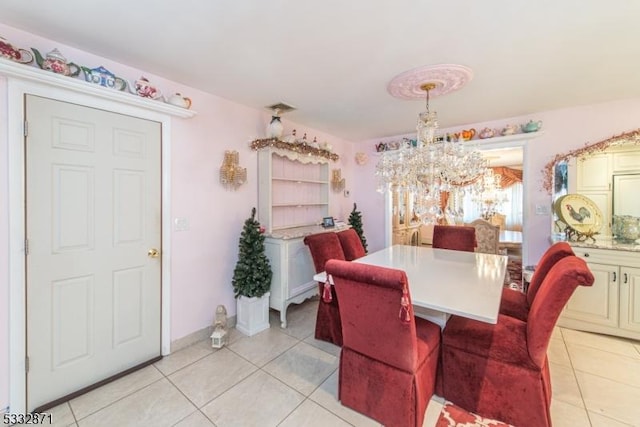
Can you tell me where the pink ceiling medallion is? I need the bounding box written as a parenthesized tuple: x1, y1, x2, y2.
(387, 64, 473, 100)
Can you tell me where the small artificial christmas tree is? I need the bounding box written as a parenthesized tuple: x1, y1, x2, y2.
(348, 203, 368, 253)
(232, 207, 272, 298)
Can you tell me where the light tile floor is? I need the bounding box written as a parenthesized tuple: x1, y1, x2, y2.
(28, 298, 640, 427)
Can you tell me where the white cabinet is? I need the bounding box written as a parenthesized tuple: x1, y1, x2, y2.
(264, 235, 318, 328)
(392, 191, 421, 246)
(559, 247, 640, 339)
(257, 148, 333, 327)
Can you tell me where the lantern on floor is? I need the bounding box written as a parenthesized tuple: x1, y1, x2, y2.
(210, 305, 228, 348)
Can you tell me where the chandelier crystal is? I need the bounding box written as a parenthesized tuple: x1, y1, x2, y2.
(376, 82, 489, 224)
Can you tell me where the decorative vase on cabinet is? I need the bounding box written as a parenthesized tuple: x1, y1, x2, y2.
(266, 113, 284, 139)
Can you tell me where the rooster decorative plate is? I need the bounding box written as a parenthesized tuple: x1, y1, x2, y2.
(555, 194, 603, 235)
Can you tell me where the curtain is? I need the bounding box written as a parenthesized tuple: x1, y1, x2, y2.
(492, 167, 522, 188)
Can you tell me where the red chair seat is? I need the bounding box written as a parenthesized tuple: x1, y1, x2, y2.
(432, 225, 477, 252)
(499, 241, 574, 321)
(336, 228, 366, 261)
(303, 232, 346, 346)
(499, 288, 529, 321)
(442, 256, 594, 427)
(327, 259, 441, 427)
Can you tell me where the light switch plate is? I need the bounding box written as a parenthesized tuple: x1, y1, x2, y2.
(535, 204, 550, 215)
(174, 217, 189, 231)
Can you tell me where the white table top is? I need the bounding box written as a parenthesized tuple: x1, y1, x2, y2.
(499, 230, 523, 244)
(314, 245, 508, 325)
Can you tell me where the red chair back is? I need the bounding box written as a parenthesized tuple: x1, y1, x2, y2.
(336, 228, 366, 261)
(303, 232, 346, 273)
(432, 225, 477, 252)
(326, 259, 418, 371)
(527, 256, 594, 367)
(526, 241, 574, 306)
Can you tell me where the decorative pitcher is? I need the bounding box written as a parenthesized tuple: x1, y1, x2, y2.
(32, 48, 80, 77)
(81, 66, 127, 90)
(167, 93, 192, 109)
(0, 36, 33, 64)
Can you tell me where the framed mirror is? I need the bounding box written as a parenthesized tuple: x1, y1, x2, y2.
(546, 129, 640, 242)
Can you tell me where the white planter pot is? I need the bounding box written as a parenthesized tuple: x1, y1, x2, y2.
(236, 292, 271, 336)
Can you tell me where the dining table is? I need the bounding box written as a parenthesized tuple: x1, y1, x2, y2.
(313, 244, 508, 328)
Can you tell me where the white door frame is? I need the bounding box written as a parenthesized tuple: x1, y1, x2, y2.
(7, 77, 173, 414)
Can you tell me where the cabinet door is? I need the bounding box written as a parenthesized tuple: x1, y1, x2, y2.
(286, 239, 316, 298)
(613, 174, 640, 217)
(577, 154, 611, 192)
(620, 267, 640, 333)
(562, 262, 618, 327)
(613, 151, 640, 173)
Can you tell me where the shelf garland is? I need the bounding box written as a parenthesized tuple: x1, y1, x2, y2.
(541, 128, 640, 194)
(251, 138, 339, 162)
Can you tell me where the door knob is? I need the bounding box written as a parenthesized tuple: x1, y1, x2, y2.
(148, 248, 160, 258)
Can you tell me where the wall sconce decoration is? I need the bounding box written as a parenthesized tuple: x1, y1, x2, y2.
(331, 169, 346, 192)
(355, 152, 368, 165)
(219, 150, 247, 190)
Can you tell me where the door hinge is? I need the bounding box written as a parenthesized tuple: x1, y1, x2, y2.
(25, 356, 29, 373)
(23, 120, 28, 137)
(24, 239, 29, 255)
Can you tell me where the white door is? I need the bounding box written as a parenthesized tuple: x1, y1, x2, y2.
(25, 95, 162, 410)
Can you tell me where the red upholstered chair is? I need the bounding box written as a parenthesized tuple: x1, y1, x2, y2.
(303, 232, 346, 346)
(500, 241, 574, 321)
(441, 256, 594, 427)
(326, 259, 441, 427)
(432, 225, 477, 252)
(336, 228, 366, 261)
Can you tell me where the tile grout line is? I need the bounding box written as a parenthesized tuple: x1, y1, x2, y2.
(559, 328, 594, 427)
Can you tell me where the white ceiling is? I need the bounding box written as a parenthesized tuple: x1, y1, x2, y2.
(1, 1, 639, 142)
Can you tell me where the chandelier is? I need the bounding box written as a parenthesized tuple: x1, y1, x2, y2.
(376, 82, 489, 224)
(473, 167, 509, 220)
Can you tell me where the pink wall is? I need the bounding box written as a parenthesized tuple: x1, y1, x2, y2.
(2, 21, 639, 413)
(353, 97, 640, 263)
(0, 24, 355, 411)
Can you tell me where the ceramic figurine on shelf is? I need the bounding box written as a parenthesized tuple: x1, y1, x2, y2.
(167, 92, 192, 109)
(32, 48, 80, 77)
(130, 76, 163, 99)
(461, 128, 476, 141)
(0, 36, 33, 64)
(81, 65, 127, 90)
(501, 124, 518, 136)
(266, 108, 283, 139)
(283, 129, 297, 143)
(478, 127, 495, 139)
(522, 120, 543, 133)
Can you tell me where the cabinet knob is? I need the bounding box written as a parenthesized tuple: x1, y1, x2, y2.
(583, 253, 590, 257)
(624, 273, 628, 284)
(613, 271, 617, 282)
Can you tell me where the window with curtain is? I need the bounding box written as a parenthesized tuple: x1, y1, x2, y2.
(462, 167, 523, 230)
